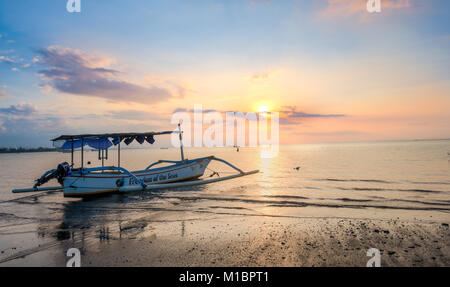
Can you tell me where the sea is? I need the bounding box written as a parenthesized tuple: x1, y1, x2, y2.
(0, 140, 449, 265)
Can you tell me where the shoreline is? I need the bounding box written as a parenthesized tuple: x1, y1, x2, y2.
(0, 148, 58, 154)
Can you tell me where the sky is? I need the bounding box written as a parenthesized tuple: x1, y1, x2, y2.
(0, 0, 449, 147)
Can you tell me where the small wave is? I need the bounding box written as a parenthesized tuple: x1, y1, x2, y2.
(157, 195, 309, 207)
(0, 213, 18, 219)
(284, 186, 320, 190)
(390, 199, 450, 206)
(266, 202, 450, 211)
(337, 187, 443, 193)
(315, 178, 450, 186)
(332, 197, 450, 206)
(264, 195, 309, 200)
(408, 181, 450, 185)
(208, 206, 249, 210)
(316, 178, 394, 184)
(156, 195, 450, 212)
(336, 198, 373, 202)
(315, 197, 450, 207)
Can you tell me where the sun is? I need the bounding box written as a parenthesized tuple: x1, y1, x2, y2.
(258, 105, 269, 113)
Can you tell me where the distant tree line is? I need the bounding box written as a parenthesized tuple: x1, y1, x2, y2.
(0, 147, 58, 154)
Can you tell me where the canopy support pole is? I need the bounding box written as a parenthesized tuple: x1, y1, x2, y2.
(81, 138, 84, 171)
(71, 139, 74, 166)
(118, 142, 120, 168)
(178, 123, 185, 161)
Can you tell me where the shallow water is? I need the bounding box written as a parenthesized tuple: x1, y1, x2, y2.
(0, 140, 449, 265)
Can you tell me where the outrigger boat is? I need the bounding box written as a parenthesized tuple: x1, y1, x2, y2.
(12, 124, 258, 197)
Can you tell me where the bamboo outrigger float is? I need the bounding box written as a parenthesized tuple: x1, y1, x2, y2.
(12, 124, 258, 197)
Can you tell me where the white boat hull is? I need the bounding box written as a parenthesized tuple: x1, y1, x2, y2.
(63, 158, 211, 196)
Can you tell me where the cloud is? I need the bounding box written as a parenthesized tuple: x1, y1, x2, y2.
(0, 103, 37, 116)
(248, 70, 277, 81)
(251, 72, 270, 81)
(0, 49, 15, 54)
(280, 106, 346, 118)
(170, 106, 345, 127)
(249, 0, 271, 6)
(143, 74, 191, 98)
(278, 106, 346, 125)
(173, 107, 219, 113)
(0, 101, 67, 146)
(0, 115, 66, 147)
(0, 90, 9, 98)
(295, 130, 368, 136)
(107, 110, 155, 121)
(286, 111, 346, 118)
(0, 116, 59, 132)
(0, 55, 15, 64)
(320, 0, 411, 17)
(173, 108, 188, 113)
(37, 46, 176, 104)
(37, 83, 53, 94)
(172, 106, 345, 120)
(379, 0, 411, 9)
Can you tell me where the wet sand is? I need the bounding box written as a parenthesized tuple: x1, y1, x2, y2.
(22, 210, 448, 267)
(78, 219, 449, 267)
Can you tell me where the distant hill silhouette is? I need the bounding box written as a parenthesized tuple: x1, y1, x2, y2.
(0, 147, 58, 154)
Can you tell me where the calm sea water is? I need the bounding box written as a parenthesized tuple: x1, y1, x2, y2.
(0, 140, 449, 264)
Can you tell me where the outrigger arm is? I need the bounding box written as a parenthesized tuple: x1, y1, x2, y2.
(145, 156, 244, 174)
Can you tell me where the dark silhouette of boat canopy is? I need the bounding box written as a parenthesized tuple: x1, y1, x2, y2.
(52, 131, 177, 150)
(51, 131, 175, 142)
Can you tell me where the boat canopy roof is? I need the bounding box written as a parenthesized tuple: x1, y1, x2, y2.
(52, 131, 176, 150)
(51, 131, 175, 141)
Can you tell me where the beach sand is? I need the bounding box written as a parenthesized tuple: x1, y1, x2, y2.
(45, 210, 449, 267)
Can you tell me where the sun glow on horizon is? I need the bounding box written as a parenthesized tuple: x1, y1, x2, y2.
(258, 105, 269, 113)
